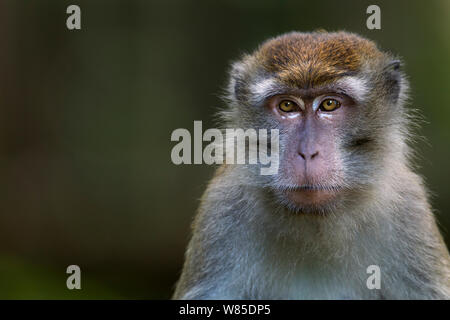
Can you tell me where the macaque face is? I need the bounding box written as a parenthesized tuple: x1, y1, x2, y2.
(263, 88, 359, 212)
(229, 33, 400, 213)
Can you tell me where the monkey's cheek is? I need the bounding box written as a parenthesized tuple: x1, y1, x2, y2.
(286, 189, 339, 206)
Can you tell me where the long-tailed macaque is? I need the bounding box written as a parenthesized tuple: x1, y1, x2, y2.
(173, 31, 450, 299)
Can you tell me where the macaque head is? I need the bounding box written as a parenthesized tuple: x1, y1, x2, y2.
(224, 32, 408, 214)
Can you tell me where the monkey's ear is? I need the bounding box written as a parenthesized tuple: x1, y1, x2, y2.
(386, 60, 401, 71)
(383, 59, 403, 103)
(228, 60, 248, 103)
(228, 53, 258, 104)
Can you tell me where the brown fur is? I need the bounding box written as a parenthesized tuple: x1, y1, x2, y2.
(256, 31, 383, 88)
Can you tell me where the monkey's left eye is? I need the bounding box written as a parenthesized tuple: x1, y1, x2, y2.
(278, 100, 297, 112)
(320, 99, 341, 112)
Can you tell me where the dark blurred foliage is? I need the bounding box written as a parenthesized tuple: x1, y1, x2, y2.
(0, 0, 448, 299)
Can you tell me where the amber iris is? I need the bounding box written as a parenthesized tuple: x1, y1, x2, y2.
(320, 99, 340, 111)
(278, 100, 296, 112)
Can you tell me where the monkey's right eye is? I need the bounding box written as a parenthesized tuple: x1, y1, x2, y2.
(278, 100, 297, 112)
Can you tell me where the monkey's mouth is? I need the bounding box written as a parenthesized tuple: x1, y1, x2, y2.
(288, 185, 342, 192)
(280, 184, 343, 206)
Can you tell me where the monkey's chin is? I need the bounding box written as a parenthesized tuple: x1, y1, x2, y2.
(279, 186, 343, 214)
(287, 189, 338, 205)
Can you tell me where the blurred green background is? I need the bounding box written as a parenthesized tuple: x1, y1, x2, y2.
(0, 0, 449, 299)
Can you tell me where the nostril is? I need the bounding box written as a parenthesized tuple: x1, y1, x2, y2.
(298, 151, 319, 160)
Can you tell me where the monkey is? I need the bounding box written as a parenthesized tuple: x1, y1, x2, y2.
(172, 31, 450, 299)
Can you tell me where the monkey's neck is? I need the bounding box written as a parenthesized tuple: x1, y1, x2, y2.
(250, 164, 419, 265)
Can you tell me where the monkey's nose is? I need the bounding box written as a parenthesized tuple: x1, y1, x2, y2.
(298, 151, 319, 160)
